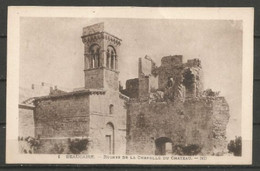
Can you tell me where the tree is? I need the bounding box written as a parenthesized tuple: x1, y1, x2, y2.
(227, 136, 242, 156)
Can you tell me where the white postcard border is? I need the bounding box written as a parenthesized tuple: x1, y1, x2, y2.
(6, 7, 254, 164)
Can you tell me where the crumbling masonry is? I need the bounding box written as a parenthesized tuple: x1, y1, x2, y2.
(124, 55, 229, 156)
(21, 22, 229, 156)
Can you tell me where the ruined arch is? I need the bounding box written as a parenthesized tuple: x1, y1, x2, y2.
(155, 137, 173, 155)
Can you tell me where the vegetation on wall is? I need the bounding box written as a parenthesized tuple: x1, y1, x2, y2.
(227, 136, 242, 156)
(68, 138, 89, 154)
(174, 144, 202, 156)
(18, 136, 41, 154)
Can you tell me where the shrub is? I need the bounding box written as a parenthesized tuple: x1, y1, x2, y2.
(18, 136, 41, 154)
(50, 143, 65, 154)
(174, 144, 202, 156)
(227, 136, 242, 156)
(68, 138, 89, 154)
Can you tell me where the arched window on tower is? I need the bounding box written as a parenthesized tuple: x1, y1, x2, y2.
(89, 44, 100, 68)
(107, 46, 116, 70)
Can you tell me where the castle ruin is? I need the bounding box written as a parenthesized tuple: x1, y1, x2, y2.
(19, 22, 230, 156)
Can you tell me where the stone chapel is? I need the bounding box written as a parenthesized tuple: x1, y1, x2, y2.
(20, 22, 230, 156)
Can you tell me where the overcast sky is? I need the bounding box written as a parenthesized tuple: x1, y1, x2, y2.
(20, 17, 242, 140)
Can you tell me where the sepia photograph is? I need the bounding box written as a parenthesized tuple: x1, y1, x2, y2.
(6, 7, 253, 164)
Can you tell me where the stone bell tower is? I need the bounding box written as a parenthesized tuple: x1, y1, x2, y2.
(81, 23, 122, 91)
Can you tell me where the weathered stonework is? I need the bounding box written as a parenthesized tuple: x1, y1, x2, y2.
(123, 78, 139, 98)
(124, 55, 229, 155)
(87, 91, 127, 154)
(82, 23, 122, 91)
(33, 89, 127, 154)
(126, 98, 229, 155)
(34, 93, 90, 139)
(20, 22, 230, 156)
(31, 23, 127, 154)
(19, 84, 53, 138)
(19, 108, 35, 138)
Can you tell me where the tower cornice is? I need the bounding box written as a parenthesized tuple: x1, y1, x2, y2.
(81, 32, 122, 46)
(84, 67, 120, 74)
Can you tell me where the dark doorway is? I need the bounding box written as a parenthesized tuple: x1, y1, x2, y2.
(105, 122, 114, 154)
(155, 137, 173, 155)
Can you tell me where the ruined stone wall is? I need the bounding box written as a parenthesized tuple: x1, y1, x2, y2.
(157, 55, 184, 91)
(149, 56, 203, 99)
(126, 96, 229, 156)
(149, 75, 158, 91)
(161, 55, 183, 66)
(138, 57, 153, 77)
(87, 91, 127, 155)
(138, 76, 149, 100)
(34, 94, 90, 139)
(123, 75, 158, 100)
(123, 78, 139, 98)
(126, 101, 184, 155)
(183, 59, 204, 97)
(211, 97, 230, 154)
(138, 76, 158, 100)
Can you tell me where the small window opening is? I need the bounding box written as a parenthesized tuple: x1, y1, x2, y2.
(109, 104, 114, 115)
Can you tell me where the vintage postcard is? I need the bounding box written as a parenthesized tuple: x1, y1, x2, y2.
(6, 7, 253, 164)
